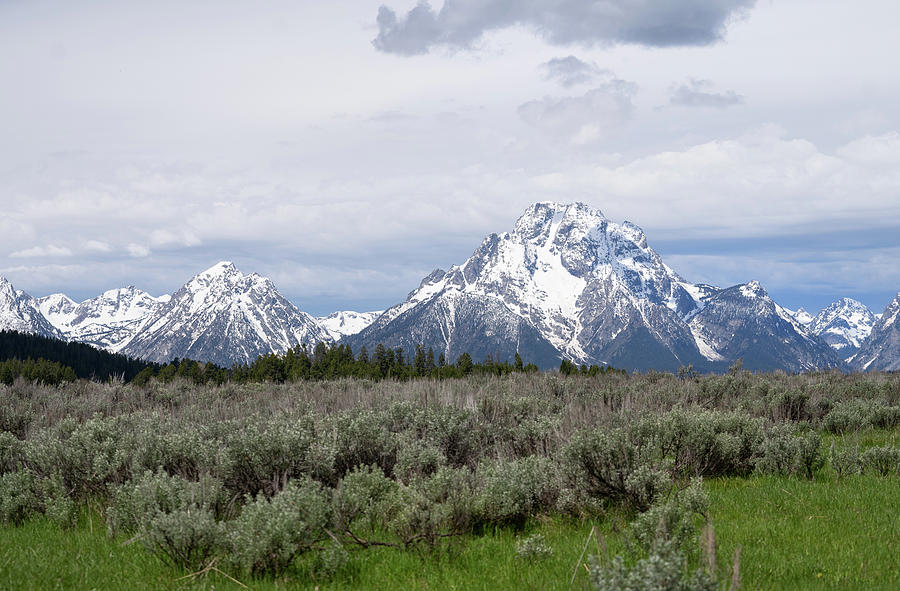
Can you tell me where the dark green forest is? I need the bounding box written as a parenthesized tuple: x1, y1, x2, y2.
(0, 331, 156, 384)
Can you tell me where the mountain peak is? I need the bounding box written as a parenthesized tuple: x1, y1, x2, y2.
(512, 201, 607, 242)
(200, 261, 239, 277)
(740, 281, 767, 298)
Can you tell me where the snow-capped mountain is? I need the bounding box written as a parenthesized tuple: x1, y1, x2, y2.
(788, 307, 814, 326)
(317, 310, 383, 340)
(122, 261, 330, 366)
(0, 277, 63, 339)
(38, 287, 170, 353)
(36, 293, 78, 327)
(688, 282, 843, 372)
(852, 292, 900, 371)
(807, 298, 876, 358)
(347, 202, 838, 371)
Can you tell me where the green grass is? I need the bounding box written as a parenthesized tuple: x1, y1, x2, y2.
(0, 510, 609, 591)
(708, 474, 900, 590)
(824, 428, 900, 450)
(3, 475, 899, 590)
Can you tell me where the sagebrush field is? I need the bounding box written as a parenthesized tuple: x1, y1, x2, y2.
(2, 370, 899, 589)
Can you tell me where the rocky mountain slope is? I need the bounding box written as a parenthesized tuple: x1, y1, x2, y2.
(806, 298, 876, 359)
(0, 277, 63, 339)
(38, 287, 169, 353)
(121, 262, 330, 366)
(347, 202, 842, 372)
(317, 310, 383, 341)
(852, 292, 900, 371)
(688, 282, 843, 372)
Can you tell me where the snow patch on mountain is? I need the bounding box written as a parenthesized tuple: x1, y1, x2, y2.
(0, 277, 63, 338)
(318, 310, 383, 340)
(122, 261, 330, 365)
(807, 298, 876, 355)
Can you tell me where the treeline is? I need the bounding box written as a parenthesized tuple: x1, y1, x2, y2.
(559, 358, 626, 377)
(135, 342, 543, 386)
(233, 342, 541, 383)
(0, 331, 156, 383)
(0, 358, 77, 386)
(0, 330, 618, 387)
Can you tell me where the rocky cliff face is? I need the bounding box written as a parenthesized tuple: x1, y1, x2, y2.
(38, 287, 168, 353)
(348, 202, 838, 371)
(0, 277, 63, 339)
(122, 262, 330, 365)
(806, 298, 876, 359)
(688, 282, 844, 372)
(852, 292, 900, 371)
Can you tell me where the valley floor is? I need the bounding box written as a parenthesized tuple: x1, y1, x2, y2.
(2, 472, 899, 590)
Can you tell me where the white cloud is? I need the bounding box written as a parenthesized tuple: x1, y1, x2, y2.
(528, 126, 900, 239)
(9, 244, 73, 258)
(83, 240, 112, 253)
(126, 243, 151, 258)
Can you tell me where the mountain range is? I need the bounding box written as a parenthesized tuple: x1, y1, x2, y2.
(1, 202, 898, 372)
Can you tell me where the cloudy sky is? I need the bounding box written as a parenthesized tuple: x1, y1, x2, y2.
(2, 0, 899, 316)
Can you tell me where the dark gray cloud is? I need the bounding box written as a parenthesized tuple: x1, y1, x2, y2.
(542, 56, 606, 87)
(373, 0, 757, 55)
(670, 79, 745, 108)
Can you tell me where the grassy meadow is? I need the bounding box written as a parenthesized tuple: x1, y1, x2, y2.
(1, 371, 899, 589)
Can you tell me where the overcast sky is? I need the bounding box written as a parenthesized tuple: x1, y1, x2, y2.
(2, 0, 899, 316)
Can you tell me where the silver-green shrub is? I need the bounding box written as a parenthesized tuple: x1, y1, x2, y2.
(25, 414, 135, 500)
(515, 533, 553, 561)
(829, 443, 860, 479)
(107, 470, 228, 537)
(0, 469, 40, 525)
(143, 507, 224, 570)
(590, 480, 716, 591)
(223, 414, 333, 496)
(562, 427, 671, 510)
(474, 456, 560, 528)
(0, 430, 24, 475)
(226, 476, 331, 576)
(860, 445, 900, 476)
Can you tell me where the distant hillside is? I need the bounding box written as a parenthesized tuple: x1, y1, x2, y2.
(0, 330, 157, 382)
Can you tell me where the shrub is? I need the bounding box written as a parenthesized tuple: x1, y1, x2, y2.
(107, 470, 228, 538)
(515, 533, 553, 561)
(872, 406, 900, 430)
(628, 479, 709, 554)
(333, 464, 400, 536)
(0, 430, 24, 475)
(0, 387, 33, 438)
(226, 476, 331, 576)
(654, 411, 763, 478)
(562, 427, 670, 510)
(36, 473, 76, 528)
(25, 415, 135, 500)
(795, 431, 825, 479)
(144, 508, 224, 570)
(829, 443, 860, 479)
(590, 480, 717, 591)
(132, 420, 219, 481)
(823, 400, 878, 434)
(393, 437, 447, 483)
(0, 469, 40, 526)
(386, 469, 472, 553)
(753, 426, 823, 479)
(330, 409, 399, 480)
(590, 543, 717, 591)
(474, 456, 560, 528)
(223, 415, 333, 496)
(860, 446, 900, 476)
